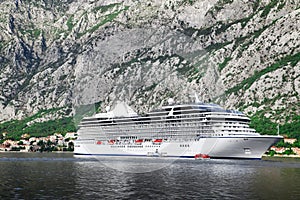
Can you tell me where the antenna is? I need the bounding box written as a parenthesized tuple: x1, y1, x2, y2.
(194, 92, 201, 103)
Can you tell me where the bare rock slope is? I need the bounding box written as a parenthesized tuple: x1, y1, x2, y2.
(0, 0, 299, 124)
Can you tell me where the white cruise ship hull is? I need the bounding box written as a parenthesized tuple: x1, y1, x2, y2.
(75, 101, 283, 160)
(74, 135, 282, 159)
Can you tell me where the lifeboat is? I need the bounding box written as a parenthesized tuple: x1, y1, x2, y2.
(135, 139, 143, 143)
(96, 141, 102, 145)
(194, 153, 210, 159)
(153, 139, 163, 143)
(108, 140, 115, 144)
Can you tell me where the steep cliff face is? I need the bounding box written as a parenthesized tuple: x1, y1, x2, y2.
(0, 0, 299, 124)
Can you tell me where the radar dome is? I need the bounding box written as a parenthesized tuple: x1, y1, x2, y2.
(168, 98, 175, 105)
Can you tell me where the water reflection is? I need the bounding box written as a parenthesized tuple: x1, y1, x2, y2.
(1, 153, 300, 199)
(252, 167, 300, 199)
(0, 153, 77, 199)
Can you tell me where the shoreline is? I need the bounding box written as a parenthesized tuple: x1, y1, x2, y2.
(1, 151, 299, 158)
(263, 154, 300, 158)
(262, 155, 300, 162)
(0, 151, 74, 153)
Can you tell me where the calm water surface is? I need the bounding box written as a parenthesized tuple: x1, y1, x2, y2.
(0, 153, 300, 199)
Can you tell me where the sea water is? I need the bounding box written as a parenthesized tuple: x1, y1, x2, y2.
(0, 153, 300, 199)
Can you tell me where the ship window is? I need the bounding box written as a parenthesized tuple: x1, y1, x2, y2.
(244, 148, 251, 154)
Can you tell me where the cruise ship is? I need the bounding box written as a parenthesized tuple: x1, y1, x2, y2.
(74, 99, 283, 159)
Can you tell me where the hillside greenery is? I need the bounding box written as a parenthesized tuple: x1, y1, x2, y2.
(250, 112, 300, 139)
(0, 103, 103, 142)
(226, 52, 300, 95)
(0, 108, 76, 141)
(0, 117, 76, 141)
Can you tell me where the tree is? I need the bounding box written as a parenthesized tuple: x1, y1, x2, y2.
(267, 150, 276, 156)
(67, 141, 74, 151)
(46, 140, 52, 146)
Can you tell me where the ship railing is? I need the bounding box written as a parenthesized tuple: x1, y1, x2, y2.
(79, 123, 253, 138)
(92, 121, 250, 131)
(79, 117, 250, 128)
(83, 125, 215, 133)
(80, 110, 247, 125)
(81, 131, 216, 141)
(80, 111, 225, 124)
(80, 124, 217, 136)
(79, 118, 204, 128)
(84, 128, 215, 136)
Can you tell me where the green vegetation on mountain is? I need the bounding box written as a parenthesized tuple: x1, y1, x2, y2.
(250, 113, 300, 139)
(226, 52, 300, 95)
(218, 57, 232, 71)
(260, 0, 284, 17)
(0, 102, 104, 141)
(0, 117, 76, 141)
(92, 3, 122, 13)
(0, 108, 76, 141)
(77, 3, 129, 38)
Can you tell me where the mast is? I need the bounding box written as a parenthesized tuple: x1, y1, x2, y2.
(194, 92, 201, 103)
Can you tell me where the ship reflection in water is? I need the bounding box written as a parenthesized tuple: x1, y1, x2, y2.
(0, 153, 300, 199)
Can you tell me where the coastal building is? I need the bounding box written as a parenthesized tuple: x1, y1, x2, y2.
(49, 135, 57, 143)
(29, 137, 37, 143)
(0, 133, 75, 152)
(291, 147, 300, 155)
(21, 134, 30, 139)
(284, 138, 297, 144)
(20, 139, 30, 145)
(270, 146, 285, 154)
(65, 132, 77, 139)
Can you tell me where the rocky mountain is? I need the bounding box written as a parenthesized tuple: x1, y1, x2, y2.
(0, 0, 299, 129)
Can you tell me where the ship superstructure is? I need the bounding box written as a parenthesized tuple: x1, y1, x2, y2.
(74, 100, 282, 159)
